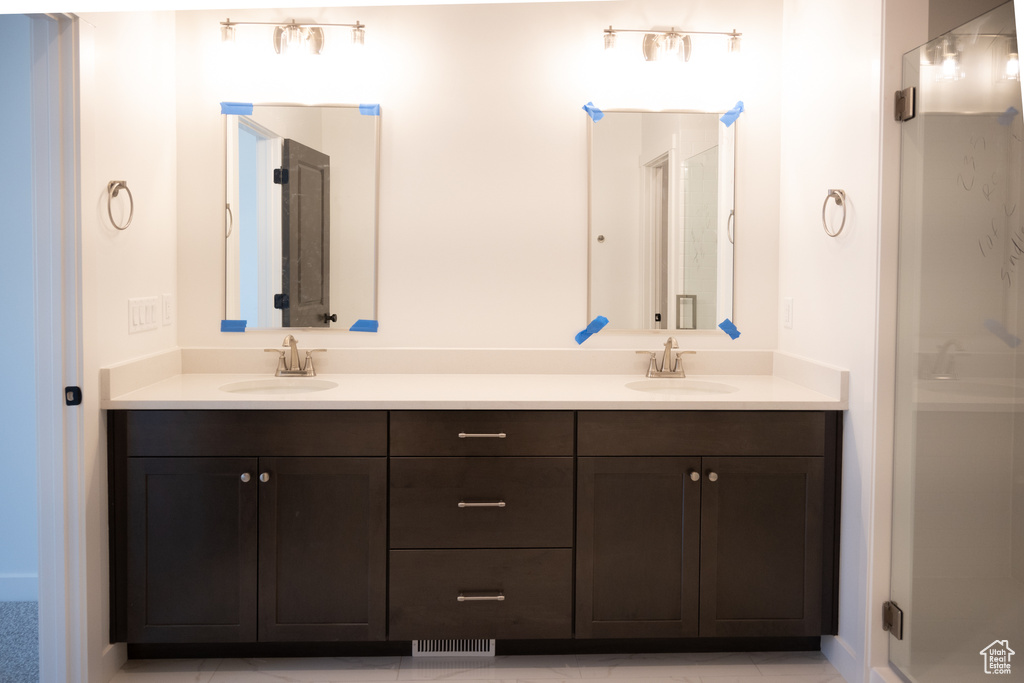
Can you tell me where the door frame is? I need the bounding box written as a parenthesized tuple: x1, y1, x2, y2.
(31, 13, 86, 683)
(640, 150, 677, 330)
(230, 115, 282, 328)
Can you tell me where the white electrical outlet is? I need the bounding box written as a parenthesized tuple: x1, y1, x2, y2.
(129, 296, 159, 333)
(783, 297, 794, 329)
(161, 293, 174, 326)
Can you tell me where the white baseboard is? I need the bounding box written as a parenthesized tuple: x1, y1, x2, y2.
(871, 665, 907, 683)
(0, 574, 39, 602)
(822, 635, 860, 682)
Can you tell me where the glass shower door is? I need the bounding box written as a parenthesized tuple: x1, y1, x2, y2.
(891, 2, 1024, 680)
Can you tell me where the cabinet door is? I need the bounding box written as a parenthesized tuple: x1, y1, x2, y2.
(576, 456, 701, 638)
(699, 456, 823, 637)
(127, 457, 258, 643)
(258, 457, 387, 641)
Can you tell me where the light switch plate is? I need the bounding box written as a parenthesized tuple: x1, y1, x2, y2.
(129, 296, 159, 333)
(783, 297, 794, 329)
(161, 293, 174, 326)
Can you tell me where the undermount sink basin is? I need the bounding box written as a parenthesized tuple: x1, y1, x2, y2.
(219, 378, 339, 395)
(625, 379, 740, 395)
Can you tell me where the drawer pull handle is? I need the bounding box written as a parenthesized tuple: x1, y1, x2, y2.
(457, 592, 505, 602)
(458, 500, 506, 508)
(458, 432, 507, 439)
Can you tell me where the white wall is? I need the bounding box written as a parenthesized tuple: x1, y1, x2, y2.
(778, 0, 885, 680)
(77, 11, 180, 681)
(0, 13, 39, 603)
(174, 1, 783, 352)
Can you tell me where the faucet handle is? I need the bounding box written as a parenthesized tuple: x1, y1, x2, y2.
(302, 349, 327, 376)
(265, 348, 287, 374)
(635, 350, 659, 377)
(670, 350, 696, 375)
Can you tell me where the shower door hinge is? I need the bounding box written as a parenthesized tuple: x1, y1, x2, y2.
(273, 168, 289, 184)
(894, 87, 916, 122)
(882, 600, 904, 640)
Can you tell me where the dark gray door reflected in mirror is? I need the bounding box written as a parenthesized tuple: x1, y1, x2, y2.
(281, 138, 330, 328)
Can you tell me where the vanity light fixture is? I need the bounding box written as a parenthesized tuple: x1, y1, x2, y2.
(220, 18, 366, 56)
(1002, 37, 1019, 81)
(603, 25, 740, 62)
(938, 37, 963, 81)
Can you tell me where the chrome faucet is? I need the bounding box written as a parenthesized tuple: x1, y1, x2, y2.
(930, 339, 963, 380)
(636, 337, 696, 378)
(265, 335, 326, 377)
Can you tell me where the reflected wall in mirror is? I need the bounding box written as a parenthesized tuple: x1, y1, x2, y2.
(225, 104, 379, 329)
(589, 110, 735, 331)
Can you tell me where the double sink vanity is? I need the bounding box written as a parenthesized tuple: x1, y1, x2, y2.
(103, 344, 847, 657)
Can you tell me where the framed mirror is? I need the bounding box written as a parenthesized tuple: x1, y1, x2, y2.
(588, 110, 735, 331)
(224, 104, 380, 329)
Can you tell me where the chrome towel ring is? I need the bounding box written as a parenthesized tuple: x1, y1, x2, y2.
(822, 188, 846, 237)
(107, 180, 134, 230)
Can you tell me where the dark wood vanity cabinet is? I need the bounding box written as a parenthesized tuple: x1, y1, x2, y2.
(576, 411, 841, 640)
(387, 411, 575, 640)
(110, 407, 840, 650)
(112, 411, 388, 644)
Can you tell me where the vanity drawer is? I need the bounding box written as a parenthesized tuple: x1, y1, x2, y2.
(388, 549, 572, 640)
(389, 411, 574, 456)
(124, 410, 387, 457)
(390, 457, 573, 549)
(577, 411, 832, 457)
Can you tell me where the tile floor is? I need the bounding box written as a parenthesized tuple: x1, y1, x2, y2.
(111, 651, 845, 683)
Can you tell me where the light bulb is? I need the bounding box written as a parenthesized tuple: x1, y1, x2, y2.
(1007, 53, 1019, 80)
(942, 56, 958, 78)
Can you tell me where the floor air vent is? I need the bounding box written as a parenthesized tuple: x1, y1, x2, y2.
(412, 639, 495, 657)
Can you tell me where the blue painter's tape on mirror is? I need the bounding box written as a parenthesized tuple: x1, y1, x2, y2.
(575, 315, 609, 345)
(350, 319, 379, 332)
(718, 318, 740, 339)
(985, 319, 1022, 347)
(359, 104, 381, 116)
(999, 106, 1019, 126)
(583, 101, 604, 122)
(720, 101, 744, 127)
(221, 319, 247, 332)
(220, 102, 254, 115)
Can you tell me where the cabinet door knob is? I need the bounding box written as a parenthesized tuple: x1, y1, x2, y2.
(259, 472, 270, 483)
(458, 500, 506, 508)
(707, 471, 719, 482)
(458, 432, 507, 439)
(689, 470, 701, 482)
(240, 472, 251, 483)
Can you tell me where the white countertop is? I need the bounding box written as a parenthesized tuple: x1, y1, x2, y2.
(99, 348, 849, 411)
(102, 371, 845, 411)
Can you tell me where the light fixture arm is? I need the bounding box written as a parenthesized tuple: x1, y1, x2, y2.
(220, 19, 366, 30)
(604, 25, 741, 38)
(221, 18, 366, 56)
